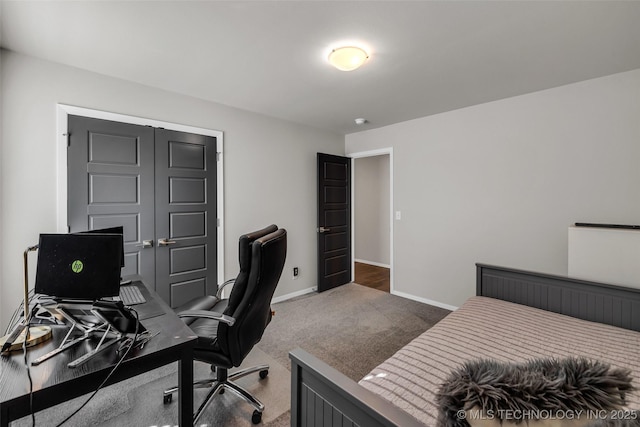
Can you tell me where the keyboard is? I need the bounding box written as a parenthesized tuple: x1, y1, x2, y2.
(119, 285, 146, 305)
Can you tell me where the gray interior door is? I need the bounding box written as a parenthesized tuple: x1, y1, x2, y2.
(68, 115, 155, 283)
(317, 153, 351, 292)
(68, 115, 218, 307)
(154, 128, 217, 306)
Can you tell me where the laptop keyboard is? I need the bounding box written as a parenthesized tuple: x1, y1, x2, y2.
(119, 285, 146, 305)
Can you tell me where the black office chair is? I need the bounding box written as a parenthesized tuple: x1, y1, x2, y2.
(163, 227, 287, 425)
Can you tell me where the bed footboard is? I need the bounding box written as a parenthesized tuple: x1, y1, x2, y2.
(289, 348, 424, 427)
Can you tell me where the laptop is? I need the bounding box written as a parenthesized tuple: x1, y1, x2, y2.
(35, 233, 123, 300)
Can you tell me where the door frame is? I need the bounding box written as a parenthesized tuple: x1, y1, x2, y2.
(349, 148, 394, 293)
(55, 104, 225, 287)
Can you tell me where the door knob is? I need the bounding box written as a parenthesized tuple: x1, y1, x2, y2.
(135, 239, 154, 249)
(158, 238, 177, 246)
(318, 227, 331, 233)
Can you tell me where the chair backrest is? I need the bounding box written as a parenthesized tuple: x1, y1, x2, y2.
(226, 224, 278, 309)
(218, 228, 287, 366)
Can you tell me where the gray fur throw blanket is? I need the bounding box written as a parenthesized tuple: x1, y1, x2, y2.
(436, 357, 635, 427)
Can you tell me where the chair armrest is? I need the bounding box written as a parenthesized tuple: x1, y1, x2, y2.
(216, 278, 236, 299)
(177, 310, 235, 326)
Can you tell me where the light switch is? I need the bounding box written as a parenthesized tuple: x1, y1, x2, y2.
(395, 211, 402, 220)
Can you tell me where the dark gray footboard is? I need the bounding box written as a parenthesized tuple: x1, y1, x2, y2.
(289, 348, 424, 427)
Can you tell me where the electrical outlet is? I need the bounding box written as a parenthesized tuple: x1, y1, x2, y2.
(293, 267, 299, 278)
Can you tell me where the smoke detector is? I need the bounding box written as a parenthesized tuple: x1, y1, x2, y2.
(355, 118, 367, 125)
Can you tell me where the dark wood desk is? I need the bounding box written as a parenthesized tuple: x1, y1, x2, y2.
(0, 282, 197, 426)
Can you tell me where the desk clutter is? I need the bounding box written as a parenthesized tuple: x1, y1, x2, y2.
(1, 229, 155, 365)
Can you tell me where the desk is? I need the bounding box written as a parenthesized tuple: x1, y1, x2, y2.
(0, 282, 197, 426)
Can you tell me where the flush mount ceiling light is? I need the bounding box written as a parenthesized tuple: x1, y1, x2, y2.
(328, 46, 369, 71)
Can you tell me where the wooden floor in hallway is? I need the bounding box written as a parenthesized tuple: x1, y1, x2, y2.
(354, 262, 390, 293)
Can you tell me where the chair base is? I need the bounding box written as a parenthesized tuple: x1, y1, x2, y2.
(163, 364, 269, 425)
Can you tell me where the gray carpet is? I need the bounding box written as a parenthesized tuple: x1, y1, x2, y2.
(260, 282, 451, 381)
(14, 283, 450, 427)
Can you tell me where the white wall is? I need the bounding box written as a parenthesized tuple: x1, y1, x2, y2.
(0, 50, 344, 329)
(346, 69, 640, 309)
(354, 155, 390, 265)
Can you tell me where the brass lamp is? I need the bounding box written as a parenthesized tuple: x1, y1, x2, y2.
(0, 245, 52, 353)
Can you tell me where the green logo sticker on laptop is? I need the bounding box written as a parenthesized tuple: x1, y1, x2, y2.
(71, 260, 84, 273)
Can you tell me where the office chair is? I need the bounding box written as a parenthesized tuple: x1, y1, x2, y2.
(163, 227, 287, 425)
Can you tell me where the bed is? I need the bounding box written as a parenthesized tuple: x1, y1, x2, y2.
(289, 263, 640, 427)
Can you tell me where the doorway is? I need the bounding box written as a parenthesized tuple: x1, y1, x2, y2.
(351, 149, 393, 293)
(354, 262, 390, 292)
(57, 105, 224, 307)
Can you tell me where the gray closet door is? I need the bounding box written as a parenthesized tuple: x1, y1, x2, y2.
(68, 116, 218, 307)
(68, 115, 155, 283)
(154, 128, 217, 307)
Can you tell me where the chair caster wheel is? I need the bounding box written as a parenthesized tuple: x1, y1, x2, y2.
(252, 410, 262, 424)
(163, 394, 172, 404)
(259, 369, 269, 379)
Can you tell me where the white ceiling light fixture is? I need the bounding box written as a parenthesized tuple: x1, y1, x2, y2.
(328, 46, 369, 71)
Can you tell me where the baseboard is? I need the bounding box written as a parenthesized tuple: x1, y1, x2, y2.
(271, 284, 458, 311)
(354, 259, 391, 269)
(272, 286, 316, 304)
(391, 290, 458, 311)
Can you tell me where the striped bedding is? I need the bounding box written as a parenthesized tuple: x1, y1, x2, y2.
(358, 296, 640, 425)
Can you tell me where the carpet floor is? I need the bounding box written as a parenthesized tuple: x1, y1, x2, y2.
(13, 283, 450, 427)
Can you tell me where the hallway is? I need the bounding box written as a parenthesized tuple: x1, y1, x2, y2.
(354, 262, 390, 293)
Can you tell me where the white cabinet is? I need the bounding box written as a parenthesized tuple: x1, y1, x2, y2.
(568, 225, 640, 289)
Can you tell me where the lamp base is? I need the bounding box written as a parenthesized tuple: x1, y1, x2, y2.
(0, 325, 52, 353)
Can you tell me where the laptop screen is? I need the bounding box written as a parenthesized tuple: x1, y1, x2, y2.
(35, 233, 123, 300)
(77, 226, 125, 267)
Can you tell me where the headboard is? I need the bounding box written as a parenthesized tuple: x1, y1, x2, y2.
(476, 263, 640, 332)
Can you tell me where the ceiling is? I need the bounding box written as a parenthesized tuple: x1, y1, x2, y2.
(1, 1, 640, 135)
